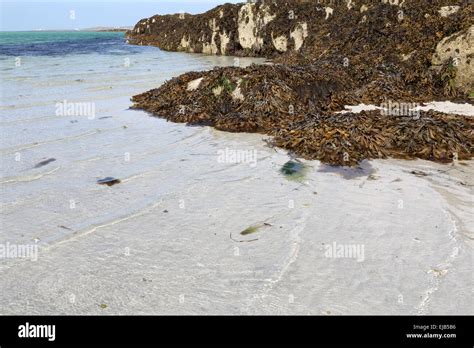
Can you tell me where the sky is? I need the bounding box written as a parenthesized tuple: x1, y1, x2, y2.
(0, 0, 243, 31)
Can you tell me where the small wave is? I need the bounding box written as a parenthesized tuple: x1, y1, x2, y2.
(2, 124, 128, 155)
(0, 166, 60, 185)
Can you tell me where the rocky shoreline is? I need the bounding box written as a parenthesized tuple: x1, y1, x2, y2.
(127, 0, 474, 166)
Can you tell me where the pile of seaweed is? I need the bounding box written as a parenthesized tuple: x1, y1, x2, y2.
(132, 64, 473, 166)
(130, 0, 474, 166)
(273, 111, 473, 166)
(131, 64, 353, 132)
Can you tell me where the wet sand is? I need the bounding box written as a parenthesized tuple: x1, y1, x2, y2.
(0, 48, 473, 314)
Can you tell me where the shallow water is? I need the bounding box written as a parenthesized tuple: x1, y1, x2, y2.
(0, 31, 264, 245)
(0, 32, 473, 315)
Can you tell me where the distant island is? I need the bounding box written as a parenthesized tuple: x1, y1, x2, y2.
(86, 27, 132, 32)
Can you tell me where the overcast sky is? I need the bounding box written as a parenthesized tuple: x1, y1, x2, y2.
(0, 0, 243, 31)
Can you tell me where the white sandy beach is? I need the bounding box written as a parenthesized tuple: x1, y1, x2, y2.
(0, 44, 473, 315)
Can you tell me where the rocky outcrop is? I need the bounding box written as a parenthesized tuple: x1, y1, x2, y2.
(126, 1, 313, 56)
(127, 0, 472, 58)
(127, 0, 473, 95)
(432, 25, 474, 94)
(129, 0, 474, 166)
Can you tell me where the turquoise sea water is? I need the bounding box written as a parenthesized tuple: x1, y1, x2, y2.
(0, 31, 122, 45)
(0, 31, 145, 56)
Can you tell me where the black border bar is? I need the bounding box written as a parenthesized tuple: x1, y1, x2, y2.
(0, 315, 472, 346)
